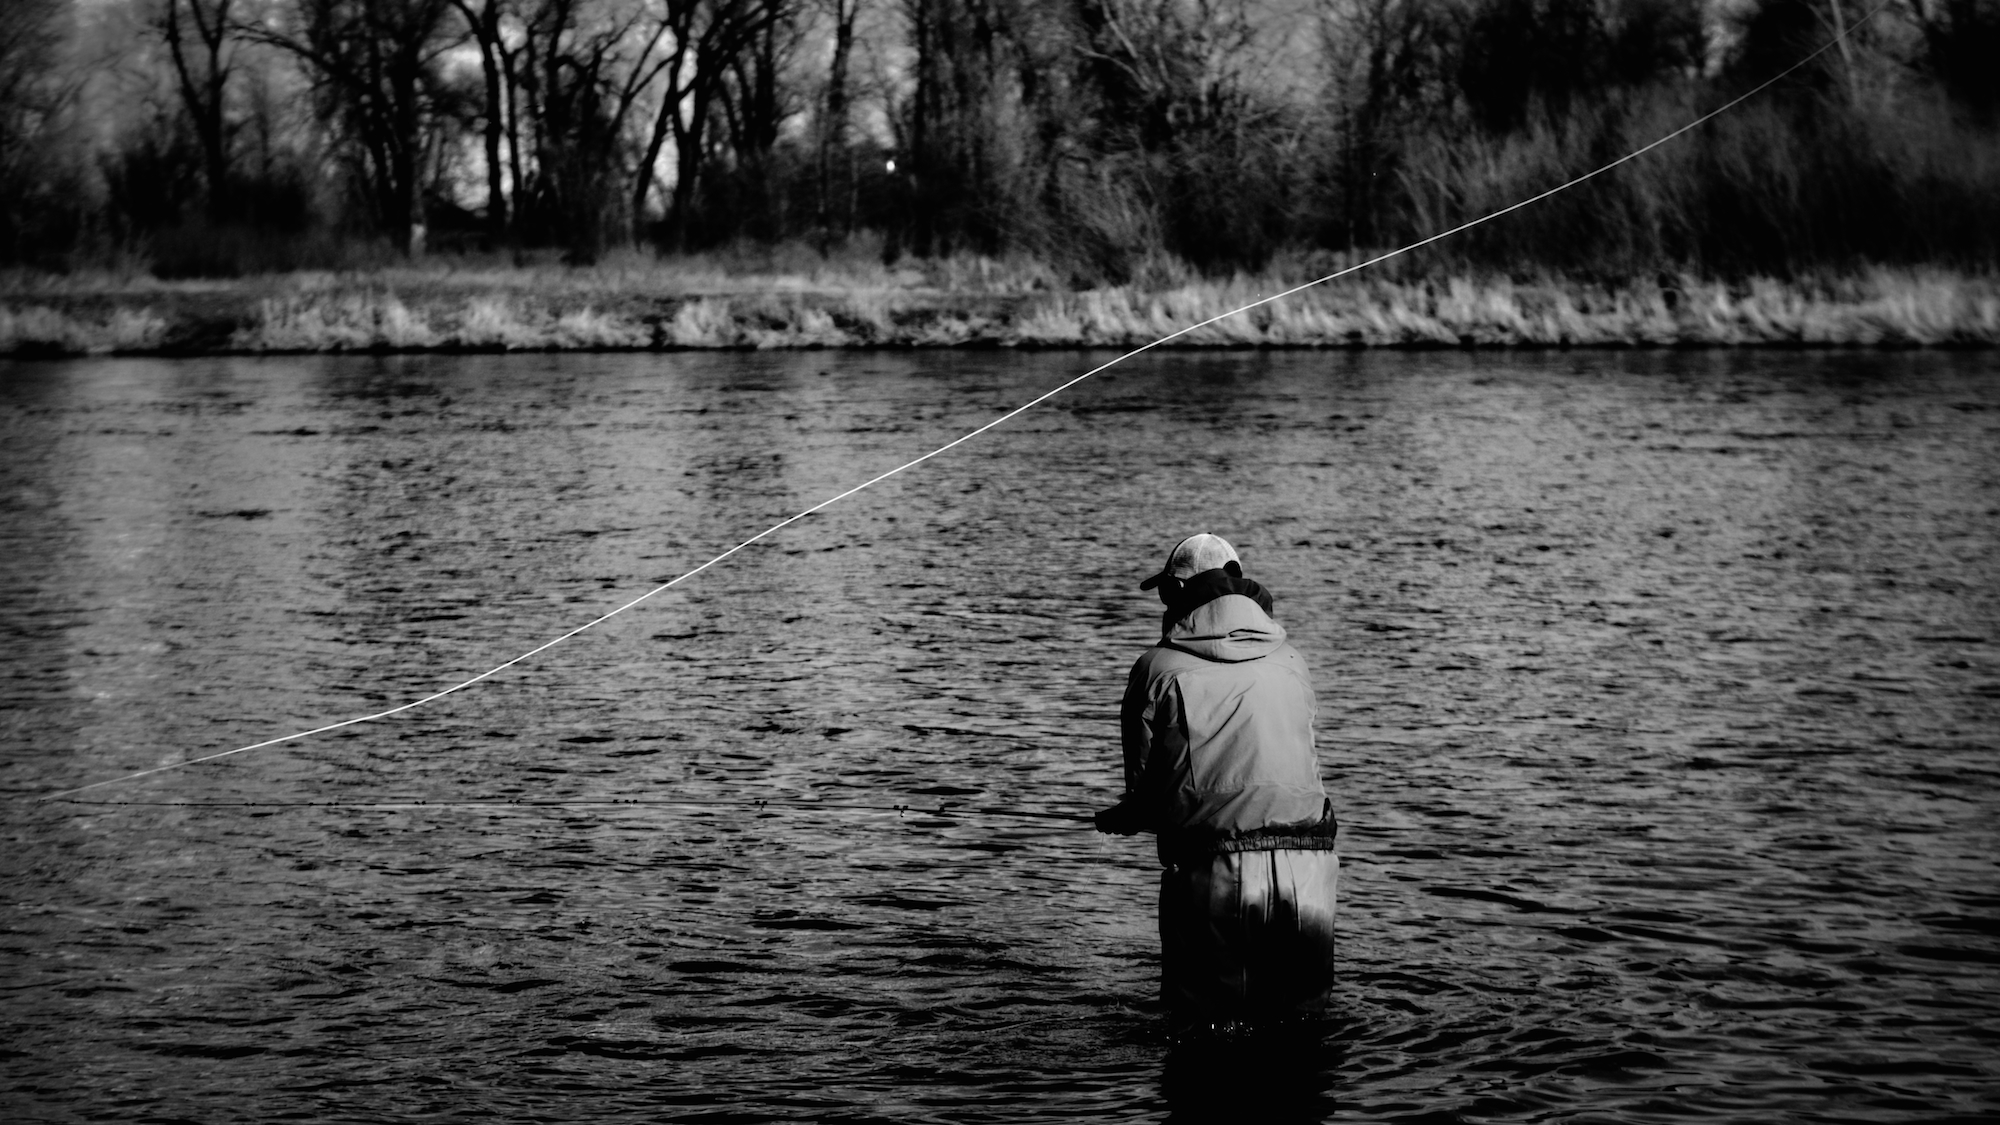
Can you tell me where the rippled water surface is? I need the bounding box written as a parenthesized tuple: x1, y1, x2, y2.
(3, 349, 1997, 1123)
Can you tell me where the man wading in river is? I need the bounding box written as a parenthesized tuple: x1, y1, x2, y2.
(1096, 533, 1339, 1029)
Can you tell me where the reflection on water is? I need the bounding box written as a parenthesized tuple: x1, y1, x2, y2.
(1162, 1028, 1342, 1123)
(2, 349, 1997, 1122)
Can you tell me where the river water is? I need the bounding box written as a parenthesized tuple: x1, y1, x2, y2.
(2, 349, 1996, 1123)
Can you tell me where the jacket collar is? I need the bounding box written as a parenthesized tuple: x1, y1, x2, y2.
(1161, 567, 1274, 634)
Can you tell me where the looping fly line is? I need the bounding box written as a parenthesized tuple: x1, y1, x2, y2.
(38, 15, 1875, 805)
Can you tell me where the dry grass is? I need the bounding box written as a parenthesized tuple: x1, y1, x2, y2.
(1000, 271, 2000, 348)
(0, 304, 169, 354)
(2, 258, 1995, 355)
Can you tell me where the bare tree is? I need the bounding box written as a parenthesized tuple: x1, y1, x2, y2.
(712, 0, 807, 238)
(449, 0, 512, 238)
(1318, 0, 1450, 249)
(894, 0, 1014, 258)
(256, 0, 459, 254)
(159, 0, 238, 220)
(632, 0, 784, 248)
(814, 0, 862, 242)
(513, 0, 675, 260)
(0, 0, 90, 263)
(1079, 0, 1262, 148)
(1070, 0, 1305, 269)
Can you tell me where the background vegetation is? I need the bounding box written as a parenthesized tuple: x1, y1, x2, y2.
(3, 0, 1997, 284)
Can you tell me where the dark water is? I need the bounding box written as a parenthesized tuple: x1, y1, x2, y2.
(2, 349, 1997, 1123)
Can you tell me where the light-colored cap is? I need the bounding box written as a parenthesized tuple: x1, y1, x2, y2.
(1139, 533, 1240, 590)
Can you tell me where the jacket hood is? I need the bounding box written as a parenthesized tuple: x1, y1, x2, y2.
(1164, 593, 1287, 663)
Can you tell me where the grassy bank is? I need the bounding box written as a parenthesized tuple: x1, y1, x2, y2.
(4, 256, 1997, 356)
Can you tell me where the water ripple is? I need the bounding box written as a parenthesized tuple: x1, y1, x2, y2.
(2, 349, 1997, 1121)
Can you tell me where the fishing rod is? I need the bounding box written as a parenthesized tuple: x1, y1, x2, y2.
(46, 795, 1096, 823)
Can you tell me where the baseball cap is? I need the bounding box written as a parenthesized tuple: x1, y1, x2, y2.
(1138, 533, 1240, 590)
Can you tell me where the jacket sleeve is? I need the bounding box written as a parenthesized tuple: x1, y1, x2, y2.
(1119, 652, 1187, 828)
(1119, 655, 1154, 796)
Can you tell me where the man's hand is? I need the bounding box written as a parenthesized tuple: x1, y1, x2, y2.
(1094, 800, 1145, 835)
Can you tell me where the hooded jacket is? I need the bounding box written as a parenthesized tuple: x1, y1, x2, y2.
(1119, 570, 1335, 865)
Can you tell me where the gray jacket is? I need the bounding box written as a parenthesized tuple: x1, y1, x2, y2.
(1120, 592, 1334, 864)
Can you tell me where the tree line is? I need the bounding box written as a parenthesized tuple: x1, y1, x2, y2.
(3, 0, 1997, 279)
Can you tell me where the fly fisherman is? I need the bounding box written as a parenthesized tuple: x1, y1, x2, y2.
(1095, 533, 1339, 1030)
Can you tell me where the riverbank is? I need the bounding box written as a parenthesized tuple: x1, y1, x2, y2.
(3, 260, 1996, 355)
